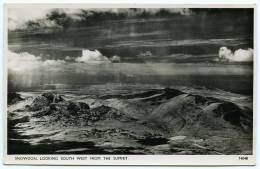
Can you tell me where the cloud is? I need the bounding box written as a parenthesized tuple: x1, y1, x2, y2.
(65, 56, 74, 61)
(95, 8, 192, 16)
(218, 47, 253, 62)
(233, 48, 253, 62)
(8, 8, 192, 30)
(110, 55, 121, 63)
(43, 59, 66, 66)
(8, 8, 78, 30)
(219, 47, 233, 60)
(75, 49, 111, 63)
(8, 50, 66, 72)
(8, 50, 42, 71)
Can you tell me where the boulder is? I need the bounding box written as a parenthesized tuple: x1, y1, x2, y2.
(30, 96, 50, 111)
(42, 92, 55, 102)
(42, 92, 64, 103)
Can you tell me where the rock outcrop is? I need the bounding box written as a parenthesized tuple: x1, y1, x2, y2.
(8, 92, 23, 105)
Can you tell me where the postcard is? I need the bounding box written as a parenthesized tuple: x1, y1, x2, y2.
(3, 4, 256, 165)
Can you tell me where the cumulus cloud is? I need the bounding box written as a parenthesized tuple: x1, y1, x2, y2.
(219, 47, 233, 60)
(218, 47, 253, 62)
(233, 48, 253, 62)
(110, 55, 121, 63)
(8, 50, 42, 71)
(8, 50, 66, 72)
(75, 49, 111, 63)
(65, 56, 74, 61)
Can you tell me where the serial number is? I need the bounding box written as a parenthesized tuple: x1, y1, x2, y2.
(239, 156, 248, 160)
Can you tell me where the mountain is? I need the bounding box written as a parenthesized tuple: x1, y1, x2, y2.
(7, 85, 252, 155)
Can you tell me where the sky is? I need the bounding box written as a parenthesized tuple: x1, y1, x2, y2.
(7, 7, 254, 92)
(8, 8, 191, 30)
(8, 8, 52, 30)
(8, 7, 253, 62)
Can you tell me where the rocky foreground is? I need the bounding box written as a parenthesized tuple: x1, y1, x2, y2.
(8, 86, 253, 155)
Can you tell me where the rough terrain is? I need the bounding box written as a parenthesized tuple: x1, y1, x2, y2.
(8, 84, 253, 155)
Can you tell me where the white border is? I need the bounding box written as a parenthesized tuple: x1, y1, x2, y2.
(2, 3, 257, 166)
(2, 155, 257, 165)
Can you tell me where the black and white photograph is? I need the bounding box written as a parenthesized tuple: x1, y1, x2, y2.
(4, 4, 255, 165)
